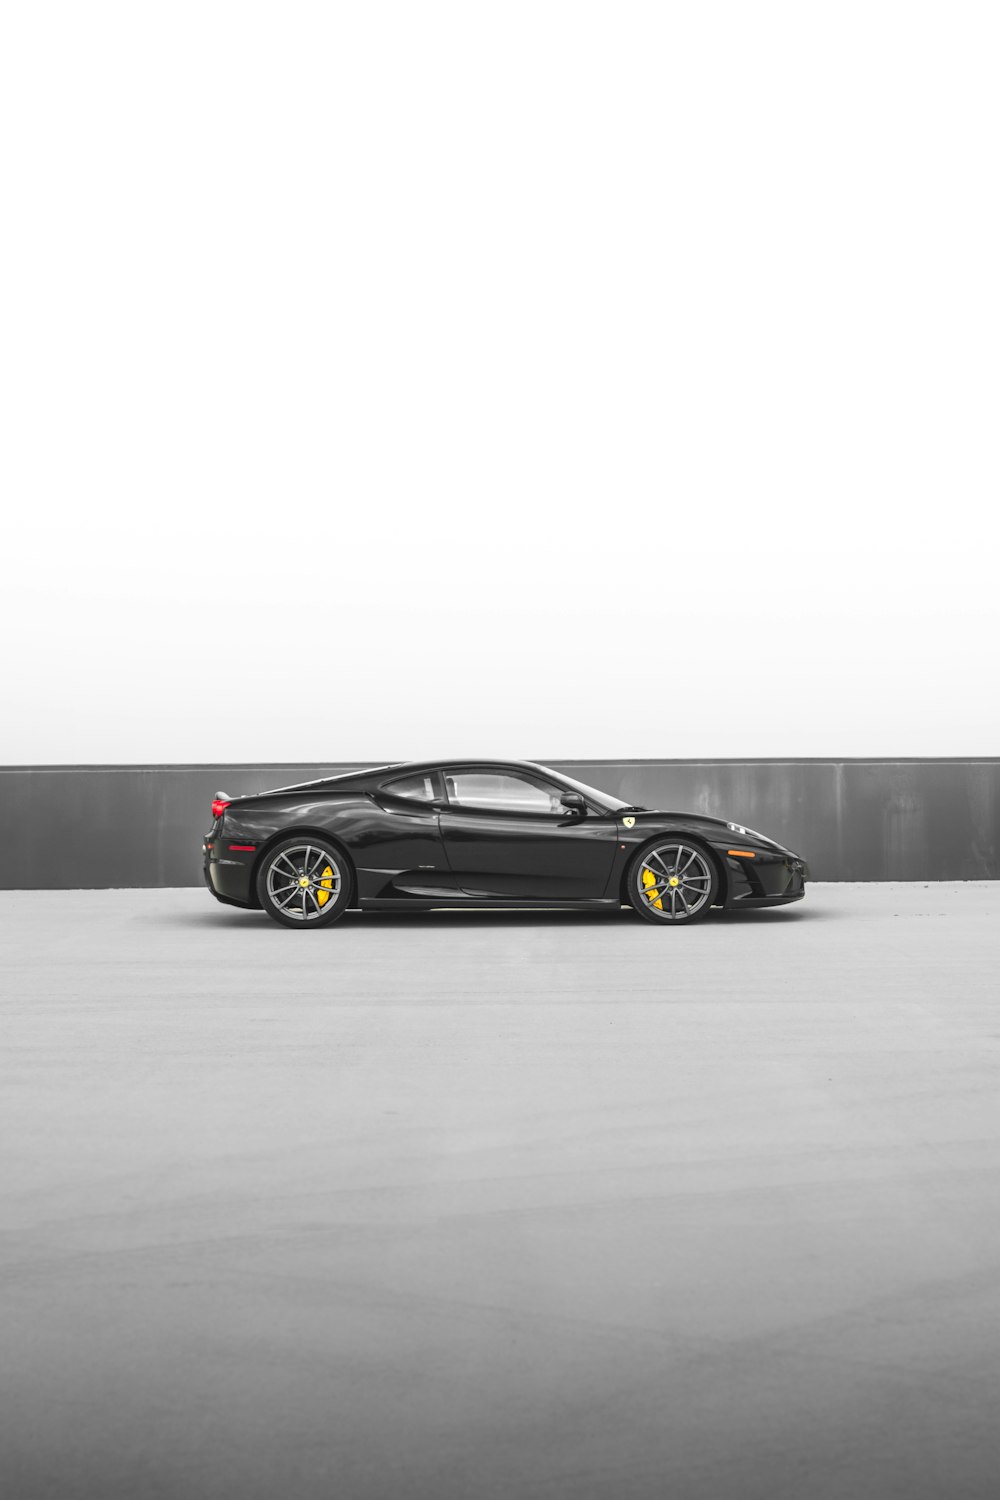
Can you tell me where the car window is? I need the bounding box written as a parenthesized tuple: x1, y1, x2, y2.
(382, 772, 438, 802)
(445, 771, 564, 815)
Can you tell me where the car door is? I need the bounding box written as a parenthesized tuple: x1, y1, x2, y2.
(364, 769, 459, 898)
(437, 767, 618, 900)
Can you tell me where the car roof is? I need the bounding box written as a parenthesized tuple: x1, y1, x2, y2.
(329, 758, 555, 787)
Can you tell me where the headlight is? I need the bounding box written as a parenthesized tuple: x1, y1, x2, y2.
(727, 821, 766, 840)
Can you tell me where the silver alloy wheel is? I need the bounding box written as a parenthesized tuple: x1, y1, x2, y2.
(265, 844, 342, 922)
(636, 843, 713, 921)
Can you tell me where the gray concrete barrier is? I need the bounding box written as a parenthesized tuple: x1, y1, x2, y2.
(0, 760, 997, 889)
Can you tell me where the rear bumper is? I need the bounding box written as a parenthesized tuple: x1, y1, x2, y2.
(203, 839, 257, 908)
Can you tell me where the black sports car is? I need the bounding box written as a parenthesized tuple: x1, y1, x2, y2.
(203, 760, 808, 928)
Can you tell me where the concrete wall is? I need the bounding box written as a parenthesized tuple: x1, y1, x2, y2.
(1, 760, 997, 889)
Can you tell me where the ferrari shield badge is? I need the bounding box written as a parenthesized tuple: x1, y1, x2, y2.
(623, 816, 635, 828)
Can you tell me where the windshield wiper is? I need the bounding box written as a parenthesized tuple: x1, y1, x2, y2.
(616, 804, 647, 813)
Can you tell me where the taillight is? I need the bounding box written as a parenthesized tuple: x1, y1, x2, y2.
(212, 798, 230, 820)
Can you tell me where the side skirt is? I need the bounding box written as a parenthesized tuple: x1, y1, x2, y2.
(357, 897, 623, 911)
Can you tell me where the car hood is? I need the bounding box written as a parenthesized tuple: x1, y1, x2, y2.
(620, 809, 792, 855)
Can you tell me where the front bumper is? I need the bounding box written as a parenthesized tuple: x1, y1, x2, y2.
(715, 846, 809, 907)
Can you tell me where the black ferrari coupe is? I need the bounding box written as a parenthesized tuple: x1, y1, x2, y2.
(203, 760, 808, 928)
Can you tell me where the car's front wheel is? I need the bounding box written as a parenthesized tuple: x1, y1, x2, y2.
(256, 838, 352, 928)
(626, 839, 719, 925)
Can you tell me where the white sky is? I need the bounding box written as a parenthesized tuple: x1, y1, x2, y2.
(2, 2, 997, 763)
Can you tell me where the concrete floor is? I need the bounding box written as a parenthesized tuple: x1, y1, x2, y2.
(2, 884, 999, 1500)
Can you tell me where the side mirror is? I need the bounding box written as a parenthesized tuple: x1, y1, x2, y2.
(560, 791, 587, 815)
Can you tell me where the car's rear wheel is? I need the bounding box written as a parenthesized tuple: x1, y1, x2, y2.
(256, 838, 352, 928)
(626, 839, 718, 925)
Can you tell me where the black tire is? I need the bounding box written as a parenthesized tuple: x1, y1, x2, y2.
(256, 836, 353, 929)
(626, 837, 719, 925)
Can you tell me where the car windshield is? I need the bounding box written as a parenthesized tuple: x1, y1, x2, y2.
(540, 768, 636, 813)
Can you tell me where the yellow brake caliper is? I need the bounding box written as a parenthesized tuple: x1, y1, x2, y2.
(315, 865, 334, 907)
(642, 868, 663, 910)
